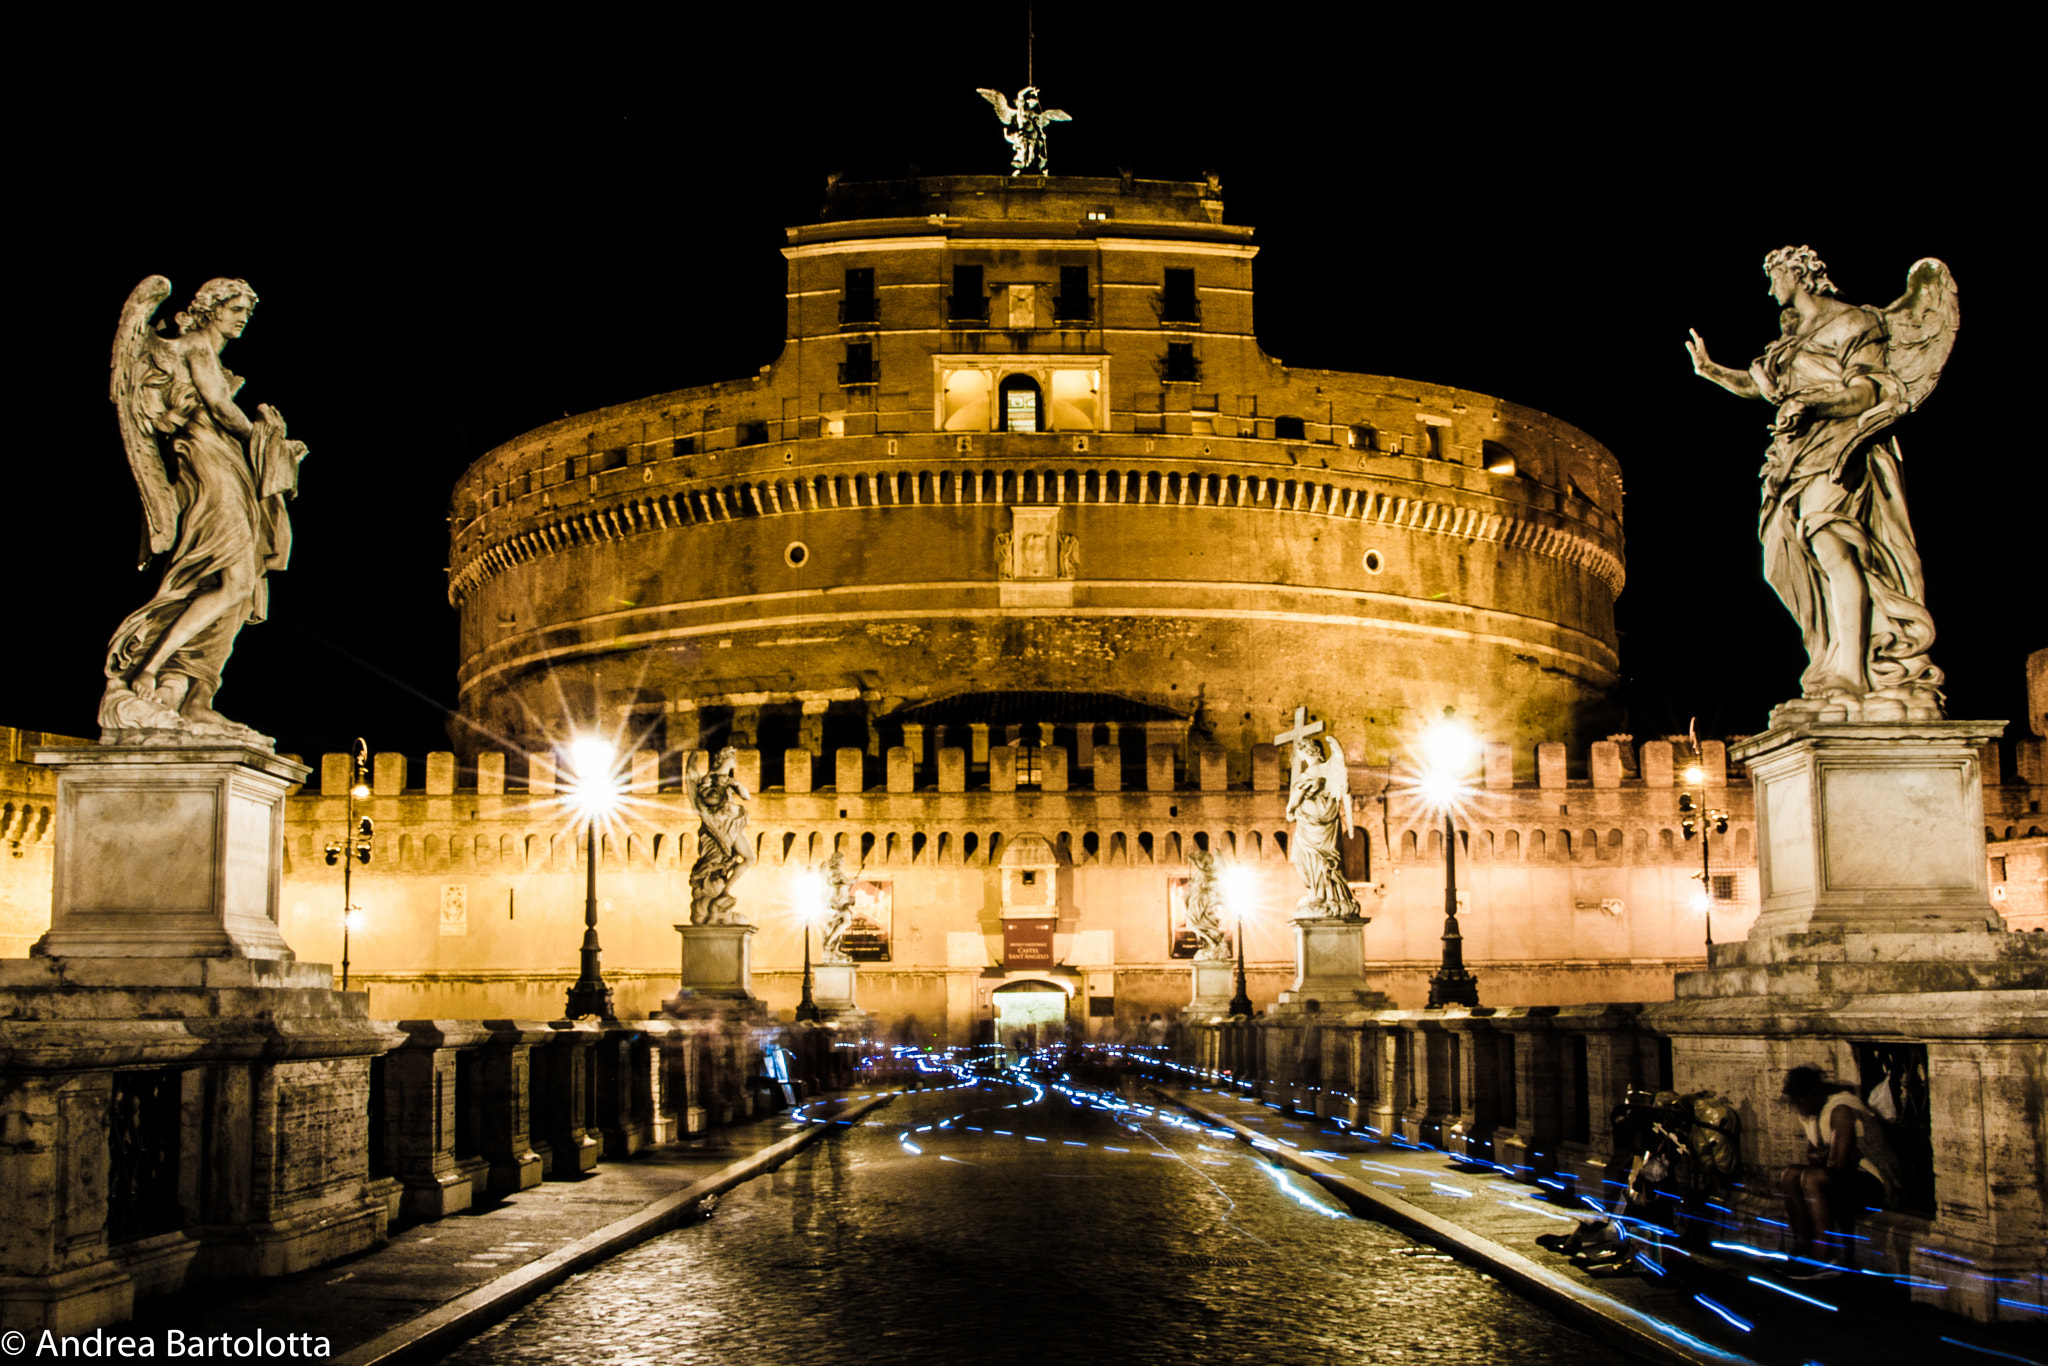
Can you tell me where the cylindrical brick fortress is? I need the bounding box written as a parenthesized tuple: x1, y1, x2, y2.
(447, 176, 1623, 775)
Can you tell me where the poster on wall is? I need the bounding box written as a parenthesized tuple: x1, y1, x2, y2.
(842, 878, 892, 962)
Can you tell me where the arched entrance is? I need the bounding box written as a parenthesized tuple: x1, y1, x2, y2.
(993, 978, 1070, 1057)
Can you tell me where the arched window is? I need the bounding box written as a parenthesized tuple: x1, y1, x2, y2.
(999, 374, 1043, 433)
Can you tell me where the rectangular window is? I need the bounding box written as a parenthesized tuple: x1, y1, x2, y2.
(1711, 873, 1737, 900)
(1990, 856, 2006, 882)
(1274, 415, 1306, 440)
(841, 267, 877, 325)
(1164, 342, 1198, 383)
(672, 436, 696, 457)
(1422, 424, 1445, 459)
(1162, 268, 1198, 325)
(839, 341, 877, 387)
(1054, 265, 1092, 322)
(949, 265, 987, 323)
(736, 421, 769, 446)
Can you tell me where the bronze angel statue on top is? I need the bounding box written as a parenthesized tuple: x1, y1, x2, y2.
(1686, 249, 1958, 725)
(101, 277, 307, 746)
(976, 86, 1071, 176)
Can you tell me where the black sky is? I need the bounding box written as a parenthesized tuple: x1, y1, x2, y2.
(11, 16, 2040, 763)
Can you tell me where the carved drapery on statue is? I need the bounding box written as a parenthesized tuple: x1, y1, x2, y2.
(1687, 249, 1957, 725)
(100, 277, 308, 746)
(689, 746, 752, 924)
(1278, 707, 1362, 920)
(819, 850, 855, 963)
(1182, 848, 1231, 960)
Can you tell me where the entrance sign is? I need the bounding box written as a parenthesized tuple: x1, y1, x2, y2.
(1003, 918, 1055, 967)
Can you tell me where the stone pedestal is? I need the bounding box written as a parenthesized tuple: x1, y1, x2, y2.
(1740, 720, 2006, 937)
(1188, 960, 1237, 1017)
(31, 744, 305, 960)
(1276, 917, 1390, 1011)
(672, 923, 759, 1000)
(811, 962, 864, 1020)
(1639, 718, 2048, 1325)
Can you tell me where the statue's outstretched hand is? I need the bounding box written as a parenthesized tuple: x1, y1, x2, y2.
(1685, 328, 1714, 376)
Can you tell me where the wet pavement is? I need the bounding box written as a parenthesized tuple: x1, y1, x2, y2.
(433, 1068, 1634, 1366)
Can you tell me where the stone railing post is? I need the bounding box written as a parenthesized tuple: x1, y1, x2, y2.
(475, 1021, 549, 1197)
(386, 1021, 491, 1223)
(531, 1024, 601, 1177)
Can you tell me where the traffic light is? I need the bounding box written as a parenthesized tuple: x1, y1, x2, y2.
(1714, 815, 1729, 835)
(324, 842, 342, 866)
(1682, 817, 1698, 840)
(1678, 794, 1695, 813)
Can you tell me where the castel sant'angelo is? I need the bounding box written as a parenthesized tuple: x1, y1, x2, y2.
(4, 168, 2041, 1034)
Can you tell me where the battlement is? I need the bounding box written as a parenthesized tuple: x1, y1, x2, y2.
(314, 731, 2044, 801)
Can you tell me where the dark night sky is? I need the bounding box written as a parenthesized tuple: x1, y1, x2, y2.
(11, 17, 2040, 763)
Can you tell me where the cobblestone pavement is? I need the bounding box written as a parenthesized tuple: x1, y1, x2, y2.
(434, 1070, 1636, 1366)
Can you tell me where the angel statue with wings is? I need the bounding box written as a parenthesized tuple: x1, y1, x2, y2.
(689, 746, 753, 925)
(1286, 731, 1362, 919)
(975, 86, 1071, 176)
(100, 276, 307, 745)
(1181, 848, 1231, 960)
(1686, 248, 1958, 725)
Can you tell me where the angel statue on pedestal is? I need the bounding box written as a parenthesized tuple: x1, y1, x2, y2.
(975, 86, 1071, 176)
(101, 277, 308, 746)
(1283, 719, 1362, 920)
(689, 746, 753, 925)
(1685, 249, 1958, 725)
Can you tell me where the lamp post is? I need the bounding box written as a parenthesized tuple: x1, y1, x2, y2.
(561, 736, 622, 1020)
(322, 738, 374, 992)
(1224, 862, 1255, 1018)
(1681, 760, 1730, 952)
(795, 869, 825, 1023)
(1421, 708, 1480, 1009)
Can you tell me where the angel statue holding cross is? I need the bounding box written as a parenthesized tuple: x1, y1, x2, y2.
(1278, 707, 1362, 920)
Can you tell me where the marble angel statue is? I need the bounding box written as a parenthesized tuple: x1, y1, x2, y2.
(1686, 248, 1958, 724)
(689, 746, 753, 924)
(1181, 848, 1231, 961)
(1286, 733, 1362, 919)
(818, 850, 856, 962)
(101, 277, 308, 745)
(975, 86, 1071, 176)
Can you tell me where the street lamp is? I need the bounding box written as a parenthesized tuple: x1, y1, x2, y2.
(1421, 708, 1480, 1009)
(1680, 760, 1730, 951)
(561, 735, 623, 1020)
(1223, 861, 1256, 1018)
(794, 868, 827, 1023)
(322, 738, 374, 992)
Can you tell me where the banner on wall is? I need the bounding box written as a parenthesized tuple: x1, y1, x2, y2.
(1002, 917, 1055, 967)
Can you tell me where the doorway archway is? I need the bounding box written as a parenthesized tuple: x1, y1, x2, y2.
(993, 978, 1070, 1057)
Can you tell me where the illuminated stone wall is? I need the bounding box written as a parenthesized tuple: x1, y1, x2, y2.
(445, 176, 1626, 777)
